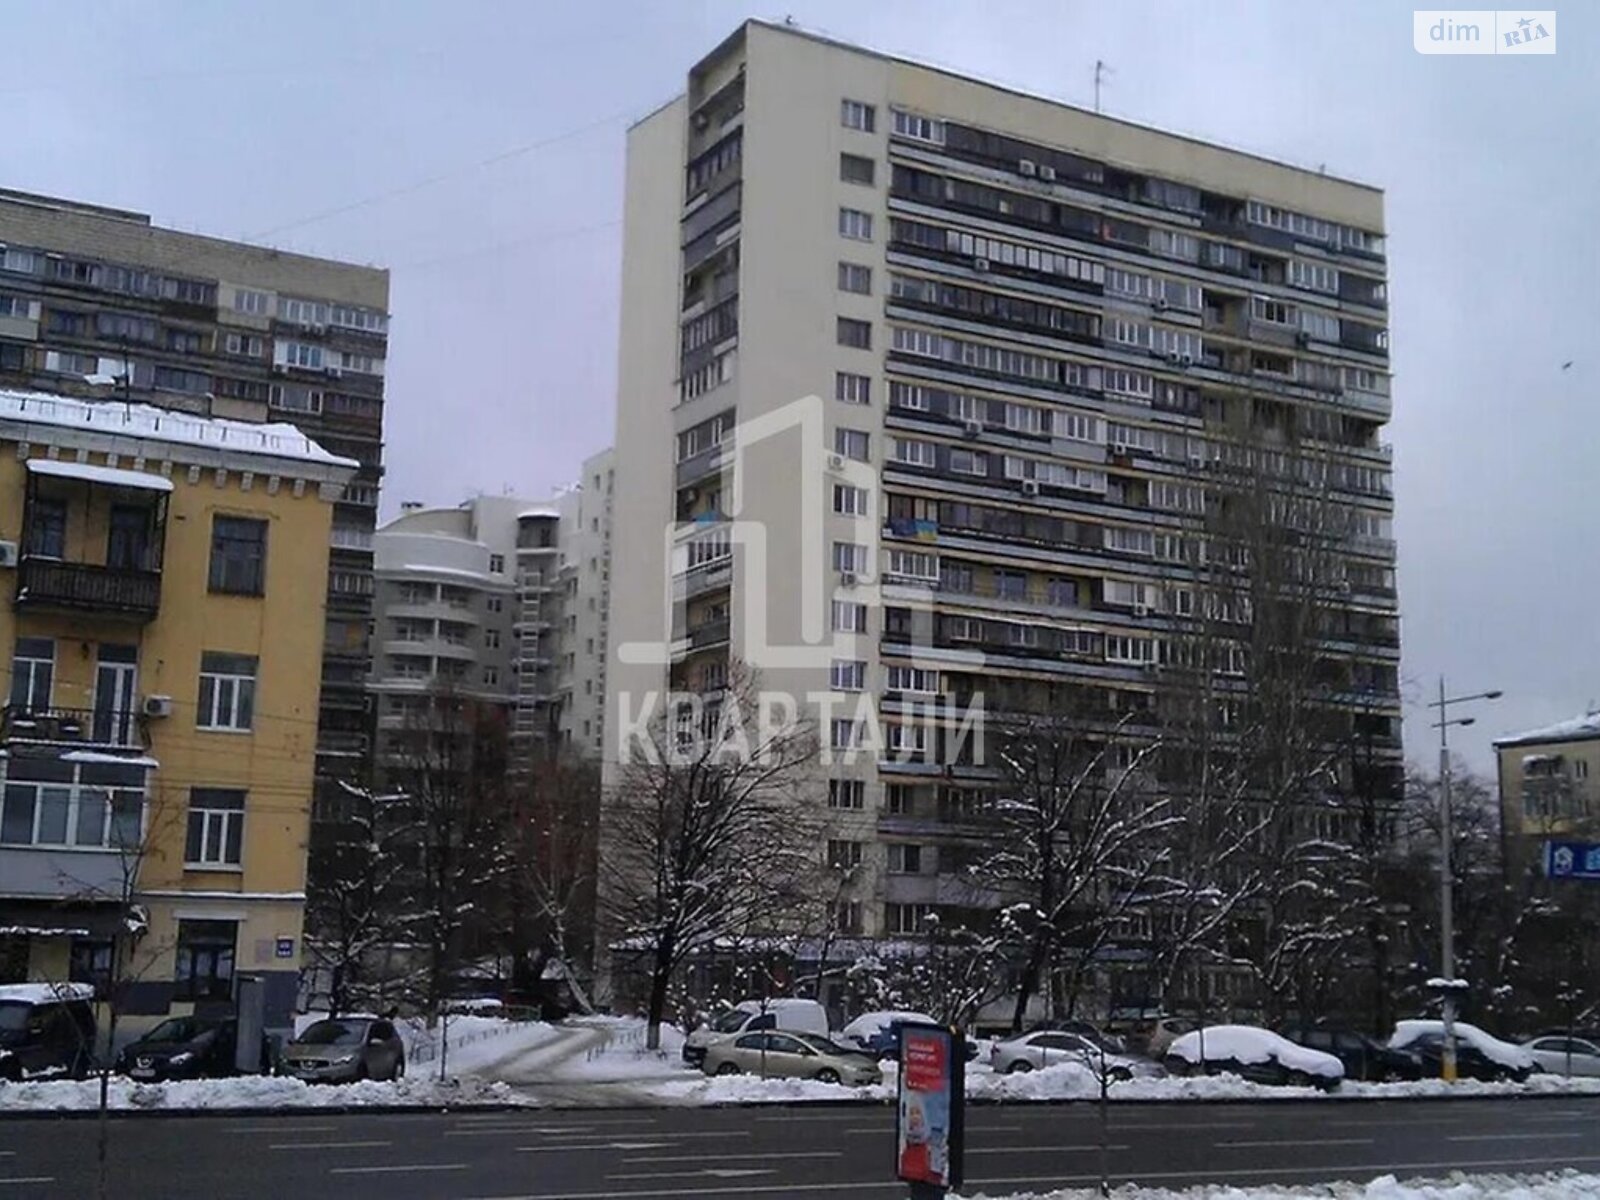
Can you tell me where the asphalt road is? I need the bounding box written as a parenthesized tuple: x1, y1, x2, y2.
(5, 1097, 1600, 1199)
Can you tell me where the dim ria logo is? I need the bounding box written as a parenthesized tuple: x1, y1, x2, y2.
(1414, 10, 1555, 53)
(616, 393, 987, 767)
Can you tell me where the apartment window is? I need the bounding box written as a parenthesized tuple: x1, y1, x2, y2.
(891, 438, 937, 468)
(173, 920, 236, 1002)
(885, 784, 913, 815)
(1301, 309, 1340, 342)
(837, 317, 872, 349)
(223, 332, 264, 358)
(889, 382, 929, 411)
(1289, 260, 1339, 294)
(886, 903, 932, 936)
(840, 153, 876, 186)
(1056, 411, 1101, 443)
(832, 600, 868, 633)
(274, 340, 323, 369)
(197, 653, 257, 731)
(485, 629, 501, 649)
(995, 570, 1027, 600)
(25, 497, 67, 558)
(887, 844, 924, 874)
(834, 900, 863, 934)
(828, 839, 863, 870)
(209, 517, 267, 595)
(834, 428, 871, 461)
(939, 561, 973, 593)
(0, 247, 38, 274)
(830, 660, 866, 691)
(837, 262, 872, 294)
(7, 638, 54, 710)
(1577, 760, 1591, 781)
(839, 208, 874, 241)
(892, 110, 943, 143)
(1047, 578, 1078, 608)
(1106, 635, 1157, 665)
(831, 718, 862, 750)
(884, 549, 937, 581)
(484, 667, 500, 687)
(835, 371, 871, 404)
(185, 790, 245, 868)
(840, 99, 876, 132)
(833, 542, 868, 574)
(947, 449, 985, 477)
(1251, 295, 1294, 325)
(833, 484, 869, 516)
(828, 779, 865, 810)
(886, 666, 937, 694)
(234, 289, 270, 315)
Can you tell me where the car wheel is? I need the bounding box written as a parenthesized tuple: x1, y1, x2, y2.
(1006, 1060, 1034, 1074)
(815, 1068, 841, 1085)
(1110, 1067, 1133, 1083)
(355, 1061, 370, 1082)
(714, 1061, 741, 1076)
(395, 1057, 406, 1080)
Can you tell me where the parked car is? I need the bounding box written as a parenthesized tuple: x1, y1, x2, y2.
(1388, 1020, 1534, 1083)
(1166, 1025, 1344, 1090)
(1142, 1016, 1199, 1057)
(840, 1010, 936, 1059)
(117, 1017, 240, 1081)
(682, 998, 830, 1066)
(989, 1030, 1157, 1080)
(0, 982, 97, 1081)
(1025, 1020, 1130, 1054)
(280, 1016, 406, 1083)
(1522, 1035, 1600, 1077)
(1280, 1027, 1423, 1082)
(700, 1029, 882, 1086)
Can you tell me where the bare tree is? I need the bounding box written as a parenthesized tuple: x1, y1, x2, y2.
(599, 663, 822, 1049)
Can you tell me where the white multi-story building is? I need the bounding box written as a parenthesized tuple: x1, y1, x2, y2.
(556, 449, 615, 758)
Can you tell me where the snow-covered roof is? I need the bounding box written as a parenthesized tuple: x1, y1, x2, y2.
(1496, 713, 1600, 750)
(519, 506, 560, 520)
(0, 388, 356, 470)
(1389, 1019, 1535, 1070)
(25, 458, 173, 493)
(1167, 1025, 1344, 1079)
(61, 750, 159, 767)
(0, 981, 96, 1004)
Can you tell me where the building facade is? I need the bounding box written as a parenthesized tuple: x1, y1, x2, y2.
(607, 22, 1401, 956)
(555, 449, 615, 758)
(0, 189, 389, 816)
(1495, 713, 1600, 870)
(0, 388, 353, 1038)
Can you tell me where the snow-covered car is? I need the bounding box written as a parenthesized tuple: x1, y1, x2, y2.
(989, 1030, 1158, 1080)
(1389, 1020, 1534, 1082)
(1522, 1035, 1600, 1077)
(1165, 1025, 1344, 1090)
(700, 1030, 882, 1086)
(839, 1010, 936, 1058)
(0, 982, 97, 1081)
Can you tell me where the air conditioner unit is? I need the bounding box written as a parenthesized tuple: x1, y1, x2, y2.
(1038, 165, 1057, 182)
(1018, 159, 1037, 177)
(839, 571, 859, 587)
(1153, 298, 1170, 312)
(827, 452, 847, 471)
(962, 419, 983, 438)
(1020, 479, 1040, 497)
(0, 541, 16, 569)
(1132, 604, 1150, 618)
(142, 695, 174, 719)
(1296, 330, 1312, 346)
(973, 257, 991, 273)
(692, 111, 710, 131)
(1180, 353, 1195, 368)
(1167, 350, 1182, 364)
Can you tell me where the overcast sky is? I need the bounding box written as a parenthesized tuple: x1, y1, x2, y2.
(6, 1, 1595, 771)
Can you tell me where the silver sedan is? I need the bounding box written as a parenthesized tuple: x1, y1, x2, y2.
(989, 1031, 1158, 1080)
(701, 1030, 882, 1086)
(1522, 1035, 1600, 1077)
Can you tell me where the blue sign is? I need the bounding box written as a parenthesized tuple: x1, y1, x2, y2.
(275, 937, 296, 959)
(1544, 841, 1600, 880)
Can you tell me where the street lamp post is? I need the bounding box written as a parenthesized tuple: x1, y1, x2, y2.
(1427, 678, 1502, 1083)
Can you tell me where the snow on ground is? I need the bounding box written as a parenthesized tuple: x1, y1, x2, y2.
(0, 1074, 524, 1112)
(953, 1173, 1600, 1200)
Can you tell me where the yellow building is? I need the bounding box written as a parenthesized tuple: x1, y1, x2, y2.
(0, 387, 354, 1040)
(1495, 713, 1600, 870)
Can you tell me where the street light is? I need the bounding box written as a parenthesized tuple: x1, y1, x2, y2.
(1426, 679, 1503, 1083)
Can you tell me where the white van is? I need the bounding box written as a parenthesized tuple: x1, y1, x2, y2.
(682, 998, 830, 1065)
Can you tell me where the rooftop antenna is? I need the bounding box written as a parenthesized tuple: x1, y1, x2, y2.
(1094, 59, 1111, 114)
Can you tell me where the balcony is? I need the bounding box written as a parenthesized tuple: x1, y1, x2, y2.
(1, 705, 147, 750)
(16, 558, 161, 619)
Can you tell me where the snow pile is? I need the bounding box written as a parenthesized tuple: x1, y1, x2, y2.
(1389, 1021, 1535, 1071)
(0, 1074, 525, 1112)
(952, 1173, 1600, 1200)
(1168, 1026, 1344, 1080)
(536, 1017, 689, 1084)
(841, 1010, 935, 1049)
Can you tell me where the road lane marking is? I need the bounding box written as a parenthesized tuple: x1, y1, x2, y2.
(0, 1180, 53, 1188)
(620, 1151, 842, 1165)
(269, 1140, 393, 1150)
(330, 1164, 469, 1175)
(226, 1123, 341, 1134)
(521, 1142, 673, 1154)
(609, 1169, 776, 1181)
(969, 1144, 1131, 1154)
(1446, 1131, 1586, 1141)
(1217, 1138, 1374, 1149)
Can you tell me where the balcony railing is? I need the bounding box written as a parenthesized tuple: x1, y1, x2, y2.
(16, 557, 160, 619)
(1, 704, 147, 749)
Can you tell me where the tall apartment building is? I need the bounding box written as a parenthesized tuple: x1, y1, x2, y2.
(0, 388, 354, 1037)
(555, 449, 616, 758)
(0, 190, 388, 808)
(608, 22, 1401, 953)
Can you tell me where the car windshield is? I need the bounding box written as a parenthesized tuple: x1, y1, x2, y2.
(708, 1009, 750, 1033)
(793, 1033, 851, 1055)
(296, 1020, 367, 1046)
(143, 1018, 203, 1044)
(0, 1003, 30, 1032)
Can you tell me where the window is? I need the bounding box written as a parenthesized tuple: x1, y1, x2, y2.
(234, 289, 270, 315)
(828, 779, 865, 810)
(832, 542, 867, 574)
(1106, 635, 1157, 665)
(1300, 309, 1340, 342)
(886, 666, 937, 694)
(834, 900, 863, 934)
(835, 371, 871, 404)
(837, 317, 872, 349)
(273, 340, 323, 369)
(1056, 410, 1101, 443)
(832, 600, 868, 632)
(0, 757, 144, 849)
(887, 844, 924, 874)
(208, 517, 267, 595)
(25, 497, 67, 558)
(1289, 260, 1339, 294)
(7, 638, 54, 711)
(1251, 295, 1295, 325)
(827, 840, 863, 869)
(224, 332, 264, 358)
(886, 903, 932, 935)
(840, 154, 876, 186)
(69, 939, 113, 996)
(838, 208, 874, 241)
(485, 629, 501, 649)
(947, 448, 985, 476)
(1577, 760, 1591, 781)
(484, 667, 500, 687)
(892, 109, 943, 143)
(834, 428, 870, 461)
(841, 99, 876, 132)
(185, 789, 245, 868)
(831, 718, 862, 750)
(108, 503, 151, 571)
(837, 262, 872, 294)
(833, 484, 868, 516)
(1047, 578, 1078, 608)
(830, 660, 866, 691)
(197, 652, 257, 732)
(174, 920, 236, 1001)
(489, 553, 506, 574)
(0, 247, 38, 274)
(884, 549, 937, 580)
(995, 570, 1027, 600)
(892, 438, 937, 468)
